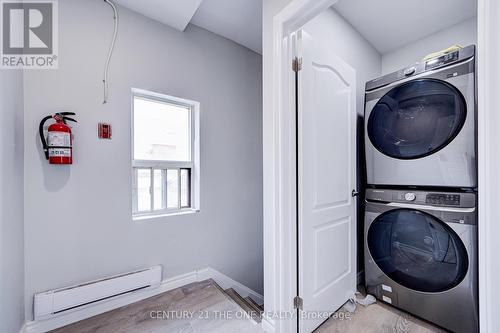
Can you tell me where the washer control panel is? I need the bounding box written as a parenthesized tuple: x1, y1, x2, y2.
(365, 189, 476, 208)
(426, 193, 460, 206)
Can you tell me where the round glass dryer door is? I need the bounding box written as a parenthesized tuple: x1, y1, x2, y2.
(367, 209, 468, 293)
(367, 79, 467, 159)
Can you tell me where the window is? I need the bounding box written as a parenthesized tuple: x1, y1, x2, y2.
(132, 89, 199, 219)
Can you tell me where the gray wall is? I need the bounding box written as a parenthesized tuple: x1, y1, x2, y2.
(0, 71, 25, 331)
(382, 17, 477, 74)
(23, 0, 263, 320)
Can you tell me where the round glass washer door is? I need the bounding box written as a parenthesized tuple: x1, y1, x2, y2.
(367, 208, 468, 293)
(367, 79, 467, 159)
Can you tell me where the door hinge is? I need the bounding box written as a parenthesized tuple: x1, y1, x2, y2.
(292, 57, 302, 72)
(293, 296, 303, 310)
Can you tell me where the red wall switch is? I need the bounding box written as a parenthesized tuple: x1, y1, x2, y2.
(98, 123, 112, 139)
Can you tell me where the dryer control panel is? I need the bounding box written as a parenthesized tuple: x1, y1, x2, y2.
(365, 45, 475, 91)
(425, 51, 459, 70)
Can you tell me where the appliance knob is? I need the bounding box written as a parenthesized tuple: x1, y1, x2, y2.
(404, 67, 416, 76)
(404, 193, 416, 201)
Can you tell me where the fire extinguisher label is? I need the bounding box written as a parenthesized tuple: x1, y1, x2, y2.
(49, 149, 71, 157)
(48, 131, 70, 147)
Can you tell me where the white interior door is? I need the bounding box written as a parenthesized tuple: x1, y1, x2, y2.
(297, 29, 357, 333)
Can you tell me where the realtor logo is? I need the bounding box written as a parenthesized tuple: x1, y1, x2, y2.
(1, 0, 58, 69)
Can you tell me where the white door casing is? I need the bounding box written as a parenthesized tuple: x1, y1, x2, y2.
(297, 29, 357, 333)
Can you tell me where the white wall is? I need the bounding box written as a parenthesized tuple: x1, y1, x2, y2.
(382, 17, 478, 74)
(23, 0, 263, 320)
(0, 71, 25, 332)
(477, 1, 500, 331)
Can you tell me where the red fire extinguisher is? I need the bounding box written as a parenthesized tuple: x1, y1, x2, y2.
(39, 112, 77, 165)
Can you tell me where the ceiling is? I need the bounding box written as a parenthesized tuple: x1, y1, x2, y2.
(113, 0, 262, 54)
(191, 0, 262, 54)
(113, 0, 203, 31)
(333, 0, 477, 54)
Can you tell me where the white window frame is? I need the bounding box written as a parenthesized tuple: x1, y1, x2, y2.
(131, 88, 200, 220)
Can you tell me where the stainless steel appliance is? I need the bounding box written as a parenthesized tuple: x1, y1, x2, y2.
(365, 45, 476, 188)
(364, 188, 478, 333)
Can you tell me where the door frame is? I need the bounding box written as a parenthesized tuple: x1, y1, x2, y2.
(263, 1, 339, 332)
(264, 0, 497, 332)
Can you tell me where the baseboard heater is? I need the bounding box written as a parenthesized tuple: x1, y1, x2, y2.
(34, 265, 162, 320)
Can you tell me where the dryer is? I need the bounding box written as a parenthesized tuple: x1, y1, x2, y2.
(365, 45, 476, 188)
(364, 188, 478, 333)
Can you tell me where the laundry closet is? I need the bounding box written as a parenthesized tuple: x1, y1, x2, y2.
(291, 1, 478, 332)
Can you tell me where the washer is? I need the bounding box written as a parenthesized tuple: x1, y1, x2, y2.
(365, 45, 476, 188)
(364, 188, 478, 333)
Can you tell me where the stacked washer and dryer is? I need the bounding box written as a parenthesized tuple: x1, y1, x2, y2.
(363, 45, 478, 333)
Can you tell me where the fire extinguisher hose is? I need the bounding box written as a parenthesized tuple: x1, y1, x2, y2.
(39, 115, 53, 160)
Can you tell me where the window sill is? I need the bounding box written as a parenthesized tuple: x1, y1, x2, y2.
(133, 209, 199, 221)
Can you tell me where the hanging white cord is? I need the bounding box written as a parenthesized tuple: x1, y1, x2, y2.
(103, 0, 118, 104)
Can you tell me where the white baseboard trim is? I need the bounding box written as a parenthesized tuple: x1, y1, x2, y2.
(21, 267, 263, 333)
(202, 267, 263, 305)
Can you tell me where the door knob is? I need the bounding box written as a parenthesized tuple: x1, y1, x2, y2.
(352, 190, 360, 197)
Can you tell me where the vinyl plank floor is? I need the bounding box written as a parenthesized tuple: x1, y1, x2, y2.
(315, 300, 447, 333)
(50, 279, 263, 333)
(48, 279, 446, 333)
